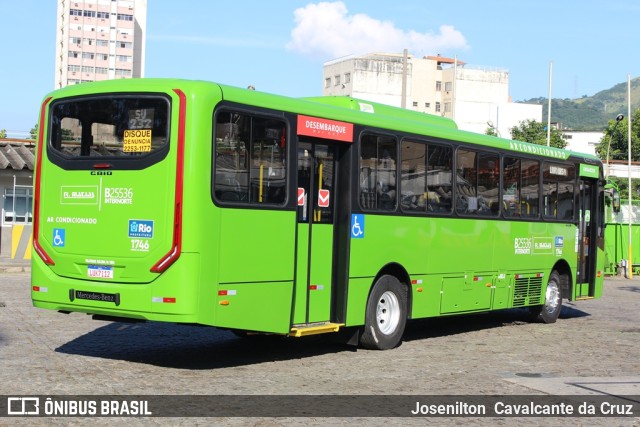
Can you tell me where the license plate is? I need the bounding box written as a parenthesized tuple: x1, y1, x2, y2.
(87, 265, 114, 279)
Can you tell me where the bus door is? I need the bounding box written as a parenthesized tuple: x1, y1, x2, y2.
(577, 178, 597, 296)
(294, 140, 339, 325)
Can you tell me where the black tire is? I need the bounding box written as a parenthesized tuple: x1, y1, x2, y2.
(360, 275, 407, 350)
(529, 271, 563, 323)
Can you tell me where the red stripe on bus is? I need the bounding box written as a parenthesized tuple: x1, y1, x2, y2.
(151, 89, 186, 273)
(33, 97, 54, 265)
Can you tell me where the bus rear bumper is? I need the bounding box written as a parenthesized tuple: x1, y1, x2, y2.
(31, 253, 201, 324)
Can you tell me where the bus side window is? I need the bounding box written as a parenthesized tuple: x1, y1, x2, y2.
(360, 133, 397, 211)
(543, 162, 575, 221)
(214, 111, 286, 205)
(503, 157, 520, 217)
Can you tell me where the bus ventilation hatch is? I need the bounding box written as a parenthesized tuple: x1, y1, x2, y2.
(512, 275, 543, 307)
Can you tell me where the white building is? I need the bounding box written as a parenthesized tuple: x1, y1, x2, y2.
(55, 0, 147, 88)
(561, 130, 603, 156)
(323, 52, 541, 137)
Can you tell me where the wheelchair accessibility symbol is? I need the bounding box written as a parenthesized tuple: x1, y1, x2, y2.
(53, 228, 66, 247)
(351, 214, 365, 239)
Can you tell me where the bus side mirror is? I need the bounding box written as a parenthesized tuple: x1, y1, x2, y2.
(612, 190, 621, 213)
(605, 187, 621, 213)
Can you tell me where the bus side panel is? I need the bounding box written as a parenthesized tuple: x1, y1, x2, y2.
(215, 282, 293, 333)
(344, 277, 371, 327)
(214, 208, 296, 333)
(410, 274, 441, 318)
(348, 215, 497, 316)
(217, 209, 295, 282)
(347, 214, 579, 321)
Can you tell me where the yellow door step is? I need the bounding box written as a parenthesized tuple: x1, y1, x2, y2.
(574, 296, 595, 301)
(290, 322, 344, 337)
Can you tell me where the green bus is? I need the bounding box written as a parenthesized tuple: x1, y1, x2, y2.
(32, 79, 606, 350)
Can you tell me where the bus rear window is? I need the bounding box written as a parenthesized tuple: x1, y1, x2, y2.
(48, 95, 170, 160)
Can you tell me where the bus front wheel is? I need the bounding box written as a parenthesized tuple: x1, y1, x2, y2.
(529, 271, 563, 323)
(360, 275, 407, 350)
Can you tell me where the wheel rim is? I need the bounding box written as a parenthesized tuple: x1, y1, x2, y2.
(376, 290, 400, 335)
(544, 280, 560, 314)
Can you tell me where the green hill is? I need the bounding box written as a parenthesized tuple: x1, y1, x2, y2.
(520, 77, 640, 131)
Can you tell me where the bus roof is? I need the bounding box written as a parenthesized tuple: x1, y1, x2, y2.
(44, 78, 602, 164)
(300, 96, 459, 130)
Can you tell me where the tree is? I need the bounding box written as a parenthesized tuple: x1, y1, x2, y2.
(0, 129, 6, 138)
(595, 109, 640, 165)
(509, 119, 567, 149)
(485, 126, 498, 137)
(30, 124, 38, 140)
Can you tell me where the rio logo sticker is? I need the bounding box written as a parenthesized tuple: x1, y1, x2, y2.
(555, 236, 564, 256)
(128, 220, 154, 238)
(351, 214, 365, 239)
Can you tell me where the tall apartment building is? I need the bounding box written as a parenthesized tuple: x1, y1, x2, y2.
(323, 52, 541, 137)
(54, 0, 147, 88)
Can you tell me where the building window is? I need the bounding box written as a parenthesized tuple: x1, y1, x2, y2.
(70, 37, 82, 45)
(82, 52, 95, 60)
(2, 186, 33, 225)
(117, 13, 133, 21)
(425, 102, 430, 108)
(325, 77, 331, 88)
(445, 82, 453, 92)
(412, 101, 418, 107)
(97, 11, 109, 19)
(119, 41, 133, 49)
(115, 68, 132, 77)
(444, 103, 451, 113)
(116, 55, 132, 62)
(435, 102, 441, 112)
(69, 51, 79, 58)
(334, 75, 341, 86)
(68, 65, 81, 72)
(95, 67, 108, 74)
(436, 81, 442, 91)
(81, 66, 95, 73)
(96, 39, 109, 47)
(344, 73, 351, 84)
(83, 10, 96, 18)
(70, 9, 82, 17)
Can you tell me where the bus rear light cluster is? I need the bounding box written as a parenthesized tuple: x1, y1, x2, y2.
(33, 97, 55, 266)
(32, 286, 48, 293)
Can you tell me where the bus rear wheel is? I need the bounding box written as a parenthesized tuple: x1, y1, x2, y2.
(529, 271, 563, 323)
(360, 275, 407, 350)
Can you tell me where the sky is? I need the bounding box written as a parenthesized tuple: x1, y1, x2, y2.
(2, 0, 640, 138)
